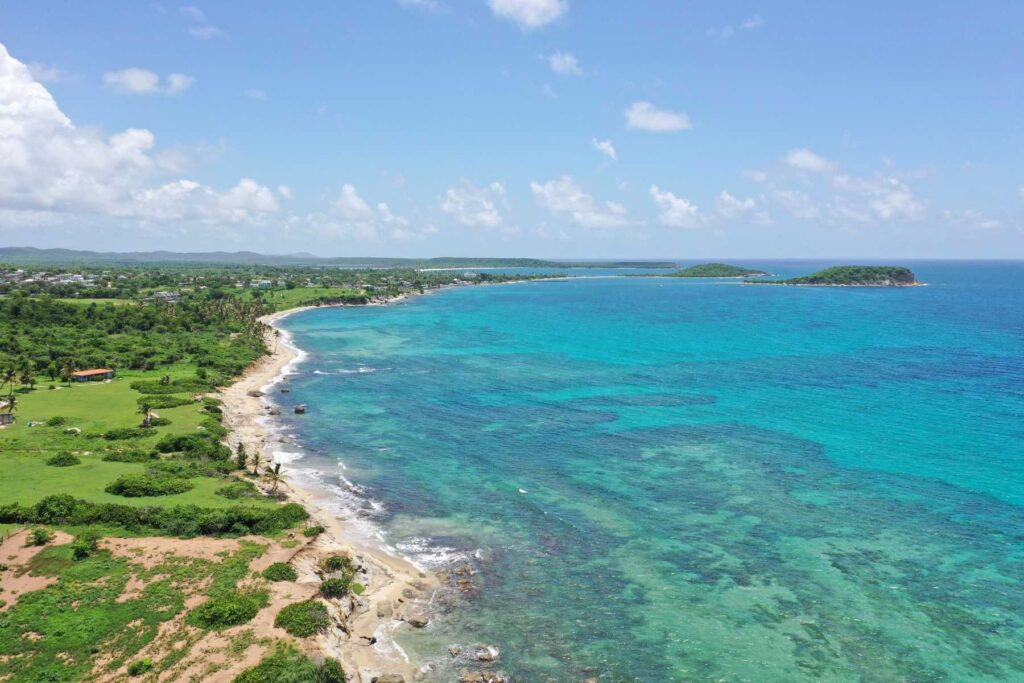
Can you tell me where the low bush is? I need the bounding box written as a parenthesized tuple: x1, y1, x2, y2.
(319, 578, 350, 599)
(320, 554, 355, 577)
(140, 394, 193, 409)
(262, 562, 297, 582)
(217, 480, 260, 500)
(233, 642, 346, 683)
(147, 416, 172, 427)
(102, 427, 154, 441)
(127, 658, 154, 676)
(105, 474, 193, 498)
(26, 528, 54, 546)
(188, 590, 268, 630)
(102, 449, 157, 463)
(150, 460, 234, 479)
(1, 495, 308, 538)
(155, 433, 230, 460)
(303, 525, 326, 538)
(274, 600, 330, 637)
(46, 452, 80, 467)
(131, 377, 212, 394)
(45, 415, 67, 427)
(71, 530, 101, 560)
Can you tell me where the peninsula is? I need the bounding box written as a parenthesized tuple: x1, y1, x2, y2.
(747, 265, 922, 287)
(672, 263, 769, 278)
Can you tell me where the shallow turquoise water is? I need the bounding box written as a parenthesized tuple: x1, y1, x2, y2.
(277, 262, 1024, 681)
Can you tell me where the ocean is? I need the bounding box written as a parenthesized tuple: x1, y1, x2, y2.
(272, 261, 1024, 681)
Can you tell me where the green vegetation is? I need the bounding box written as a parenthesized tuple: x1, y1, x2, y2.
(672, 263, 768, 277)
(303, 524, 326, 537)
(27, 527, 54, 546)
(320, 554, 355, 575)
(274, 600, 331, 637)
(105, 473, 194, 497)
(751, 265, 919, 286)
(233, 642, 346, 683)
(46, 451, 80, 467)
(127, 658, 155, 676)
(262, 562, 298, 582)
(187, 589, 269, 630)
(320, 577, 351, 599)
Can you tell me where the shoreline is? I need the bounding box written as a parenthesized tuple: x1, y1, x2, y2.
(219, 300, 437, 683)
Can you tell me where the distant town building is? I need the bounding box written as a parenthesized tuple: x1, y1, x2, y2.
(152, 291, 180, 303)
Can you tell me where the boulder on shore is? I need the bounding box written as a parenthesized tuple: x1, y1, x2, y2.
(246, 389, 264, 398)
(294, 404, 307, 414)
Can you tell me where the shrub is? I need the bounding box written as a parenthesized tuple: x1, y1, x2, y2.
(71, 531, 101, 560)
(262, 562, 297, 582)
(26, 528, 54, 546)
(140, 394, 193, 409)
(151, 460, 234, 479)
(320, 555, 355, 577)
(46, 415, 67, 427)
(105, 474, 193, 498)
(148, 416, 172, 426)
(127, 659, 154, 676)
(187, 590, 268, 630)
(319, 578, 350, 599)
(217, 480, 260, 500)
(103, 427, 154, 441)
(274, 600, 330, 637)
(46, 452, 81, 467)
(102, 449, 157, 463)
(303, 525, 326, 538)
(233, 642, 346, 683)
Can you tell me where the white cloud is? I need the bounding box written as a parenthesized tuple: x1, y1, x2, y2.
(331, 184, 408, 237)
(743, 169, 768, 183)
(625, 101, 691, 132)
(943, 209, 1001, 230)
(714, 191, 755, 219)
(0, 42, 278, 227)
(441, 180, 507, 228)
(548, 51, 583, 76)
(649, 185, 700, 228)
(1018, 185, 1024, 199)
(489, 0, 568, 30)
(245, 88, 268, 100)
(103, 68, 194, 95)
(27, 63, 62, 82)
(772, 190, 819, 219)
(531, 175, 629, 228)
(708, 14, 763, 39)
(277, 185, 292, 199)
(592, 138, 616, 161)
(179, 5, 206, 22)
(832, 173, 926, 221)
(783, 148, 836, 173)
(189, 25, 226, 39)
(541, 82, 557, 98)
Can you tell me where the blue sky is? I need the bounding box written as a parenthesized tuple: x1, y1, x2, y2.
(1, 1, 1022, 258)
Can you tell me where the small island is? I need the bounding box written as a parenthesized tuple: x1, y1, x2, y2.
(747, 265, 922, 287)
(671, 263, 769, 278)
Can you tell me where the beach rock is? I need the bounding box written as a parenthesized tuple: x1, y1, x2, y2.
(404, 607, 429, 628)
(474, 645, 501, 662)
(376, 600, 393, 619)
(448, 645, 462, 657)
(294, 404, 307, 414)
(267, 407, 281, 415)
(402, 588, 420, 600)
(247, 389, 264, 398)
(459, 672, 509, 683)
(372, 675, 405, 683)
(280, 388, 290, 393)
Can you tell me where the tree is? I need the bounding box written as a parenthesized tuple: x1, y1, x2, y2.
(139, 402, 153, 427)
(273, 329, 281, 354)
(264, 462, 283, 493)
(2, 365, 16, 398)
(249, 450, 262, 477)
(6, 395, 17, 414)
(235, 442, 247, 470)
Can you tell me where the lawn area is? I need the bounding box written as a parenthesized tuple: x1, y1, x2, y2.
(53, 297, 133, 306)
(232, 286, 365, 311)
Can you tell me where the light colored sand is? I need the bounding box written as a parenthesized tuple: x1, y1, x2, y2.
(0, 529, 75, 609)
(218, 306, 438, 682)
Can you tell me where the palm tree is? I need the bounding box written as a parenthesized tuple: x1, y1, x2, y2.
(264, 462, 283, 493)
(139, 402, 152, 427)
(235, 442, 247, 470)
(248, 451, 262, 477)
(273, 329, 281, 354)
(61, 359, 77, 386)
(6, 395, 17, 414)
(2, 366, 16, 399)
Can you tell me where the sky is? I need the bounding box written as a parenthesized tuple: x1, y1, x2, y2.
(1, 0, 1022, 259)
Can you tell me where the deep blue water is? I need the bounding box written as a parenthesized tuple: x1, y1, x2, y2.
(275, 262, 1024, 682)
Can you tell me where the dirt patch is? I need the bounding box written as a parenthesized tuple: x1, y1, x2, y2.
(102, 536, 242, 570)
(0, 528, 74, 610)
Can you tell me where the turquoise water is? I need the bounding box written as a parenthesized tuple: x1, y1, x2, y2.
(276, 262, 1024, 681)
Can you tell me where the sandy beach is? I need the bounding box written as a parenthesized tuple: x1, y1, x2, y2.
(219, 305, 438, 683)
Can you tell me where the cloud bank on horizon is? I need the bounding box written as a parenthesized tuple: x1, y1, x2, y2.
(0, 1, 1020, 258)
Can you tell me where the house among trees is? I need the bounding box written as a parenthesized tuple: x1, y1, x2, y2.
(72, 368, 116, 382)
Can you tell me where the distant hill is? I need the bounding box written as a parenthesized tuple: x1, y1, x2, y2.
(751, 265, 921, 287)
(672, 263, 768, 278)
(0, 247, 676, 270)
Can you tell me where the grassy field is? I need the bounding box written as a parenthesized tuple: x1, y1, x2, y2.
(231, 286, 366, 311)
(0, 375, 274, 511)
(53, 297, 133, 306)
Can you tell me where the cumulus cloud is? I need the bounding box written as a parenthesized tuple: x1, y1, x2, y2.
(707, 14, 763, 39)
(0, 42, 278, 227)
(943, 209, 1001, 230)
(771, 189, 820, 219)
(489, 0, 568, 30)
(783, 148, 836, 173)
(179, 6, 224, 39)
(649, 185, 700, 228)
(548, 51, 583, 76)
(331, 184, 408, 236)
(103, 68, 194, 95)
(441, 180, 507, 228)
(625, 101, 691, 132)
(27, 63, 62, 82)
(592, 138, 616, 161)
(531, 176, 629, 228)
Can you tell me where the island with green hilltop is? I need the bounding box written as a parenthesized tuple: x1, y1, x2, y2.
(671, 263, 769, 278)
(747, 265, 922, 287)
